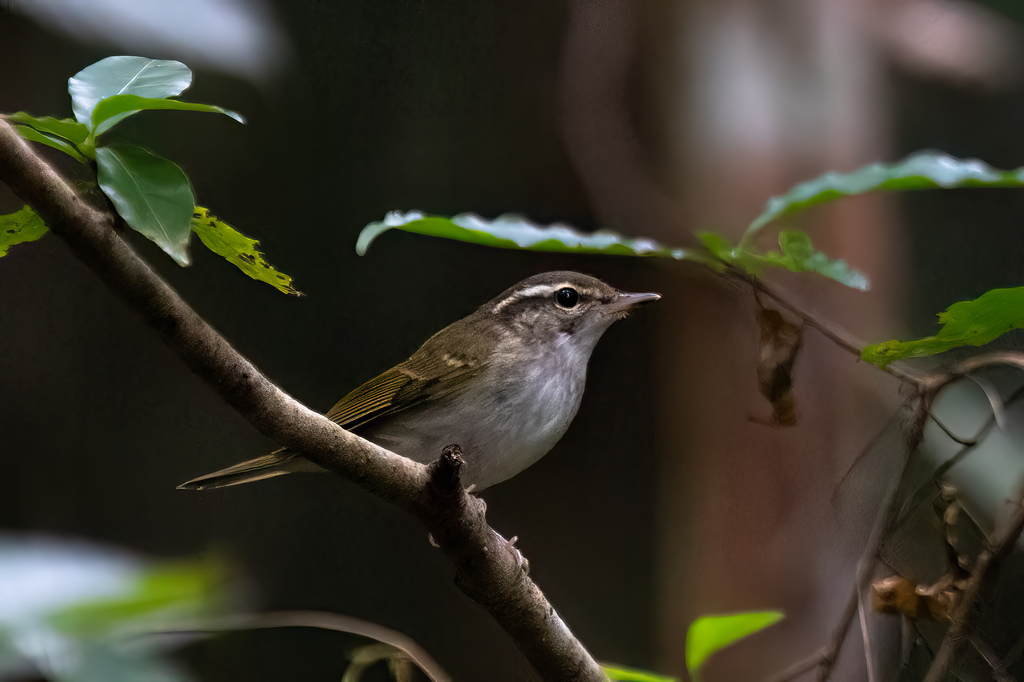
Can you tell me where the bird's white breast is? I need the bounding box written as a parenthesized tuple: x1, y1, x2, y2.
(364, 333, 589, 489)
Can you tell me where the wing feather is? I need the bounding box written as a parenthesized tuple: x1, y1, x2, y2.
(323, 352, 484, 430)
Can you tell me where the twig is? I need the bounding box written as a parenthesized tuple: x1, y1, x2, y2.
(726, 266, 926, 388)
(0, 120, 606, 682)
(857, 594, 875, 682)
(135, 610, 450, 682)
(922, 493, 1024, 682)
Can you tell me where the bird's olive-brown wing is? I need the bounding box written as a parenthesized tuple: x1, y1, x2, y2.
(323, 350, 485, 431)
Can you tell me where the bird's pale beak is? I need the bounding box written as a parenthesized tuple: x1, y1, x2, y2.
(604, 291, 661, 314)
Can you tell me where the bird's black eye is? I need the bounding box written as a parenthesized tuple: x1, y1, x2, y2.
(554, 287, 579, 309)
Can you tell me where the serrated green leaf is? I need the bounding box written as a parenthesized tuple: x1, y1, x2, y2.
(5, 112, 90, 144)
(95, 144, 195, 265)
(0, 205, 49, 257)
(685, 611, 784, 679)
(862, 287, 1024, 367)
(91, 94, 245, 133)
(601, 663, 678, 682)
(744, 152, 1024, 242)
(12, 125, 89, 163)
(698, 229, 868, 290)
(357, 211, 707, 262)
(69, 56, 192, 134)
(191, 207, 300, 295)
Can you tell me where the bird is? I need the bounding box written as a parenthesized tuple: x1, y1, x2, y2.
(178, 271, 659, 492)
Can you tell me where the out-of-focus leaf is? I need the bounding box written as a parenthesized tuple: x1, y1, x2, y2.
(744, 152, 1024, 241)
(95, 144, 195, 266)
(91, 94, 244, 133)
(13, 125, 90, 163)
(357, 210, 706, 262)
(862, 287, 1024, 367)
(5, 112, 90, 144)
(685, 611, 784, 679)
(601, 663, 679, 681)
(69, 56, 192, 134)
(191, 207, 300, 295)
(699, 230, 869, 291)
(49, 560, 224, 636)
(0, 205, 49, 257)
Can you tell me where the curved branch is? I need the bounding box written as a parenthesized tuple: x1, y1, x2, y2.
(0, 120, 606, 682)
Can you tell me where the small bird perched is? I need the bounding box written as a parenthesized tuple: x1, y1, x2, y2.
(179, 271, 659, 491)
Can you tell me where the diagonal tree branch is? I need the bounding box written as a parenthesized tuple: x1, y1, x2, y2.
(0, 120, 606, 682)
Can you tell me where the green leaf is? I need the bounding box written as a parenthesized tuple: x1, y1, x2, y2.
(685, 611, 784, 679)
(698, 229, 869, 290)
(49, 560, 224, 636)
(95, 144, 195, 265)
(5, 112, 90, 144)
(91, 94, 245, 133)
(69, 56, 192, 134)
(12, 125, 90, 163)
(601, 664, 678, 682)
(191, 207, 300, 295)
(357, 211, 707, 261)
(0, 205, 49, 257)
(744, 152, 1024, 242)
(862, 287, 1024, 367)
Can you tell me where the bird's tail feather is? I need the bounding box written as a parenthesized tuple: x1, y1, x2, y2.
(177, 450, 323, 490)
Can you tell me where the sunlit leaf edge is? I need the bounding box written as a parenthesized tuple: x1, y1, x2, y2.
(356, 210, 707, 262)
(191, 207, 300, 295)
(685, 610, 785, 677)
(743, 152, 1024, 242)
(861, 286, 1024, 367)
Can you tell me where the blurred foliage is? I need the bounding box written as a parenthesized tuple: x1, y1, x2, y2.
(0, 534, 226, 682)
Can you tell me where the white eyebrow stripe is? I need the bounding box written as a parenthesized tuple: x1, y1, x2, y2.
(491, 282, 594, 312)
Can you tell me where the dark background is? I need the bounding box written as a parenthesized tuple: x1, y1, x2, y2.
(3, 0, 1024, 680)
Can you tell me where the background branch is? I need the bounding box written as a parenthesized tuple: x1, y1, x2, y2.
(0, 120, 606, 682)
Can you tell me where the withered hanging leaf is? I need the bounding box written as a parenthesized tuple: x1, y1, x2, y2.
(872, 573, 963, 622)
(755, 307, 804, 426)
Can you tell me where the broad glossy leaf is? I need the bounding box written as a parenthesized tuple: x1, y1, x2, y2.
(685, 611, 784, 679)
(0, 205, 49, 257)
(699, 229, 869, 290)
(744, 152, 1024, 241)
(862, 287, 1024, 367)
(602, 664, 678, 681)
(95, 144, 195, 265)
(357, 211, 705, 261)
(13, 125, 89, 163)
(91, 94, 244, 133)
(5, 112, 89, 144)
(191, 207, 300, 295)
(69, 56, 191, 134)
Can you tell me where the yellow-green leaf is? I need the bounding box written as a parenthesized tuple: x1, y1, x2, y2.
(862, 287, 1024, 367)
(685, 611, 784, 680)
(602, 663, 678, 682)
(191, 207, 300, 295)
(0, 205, 49, 257)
